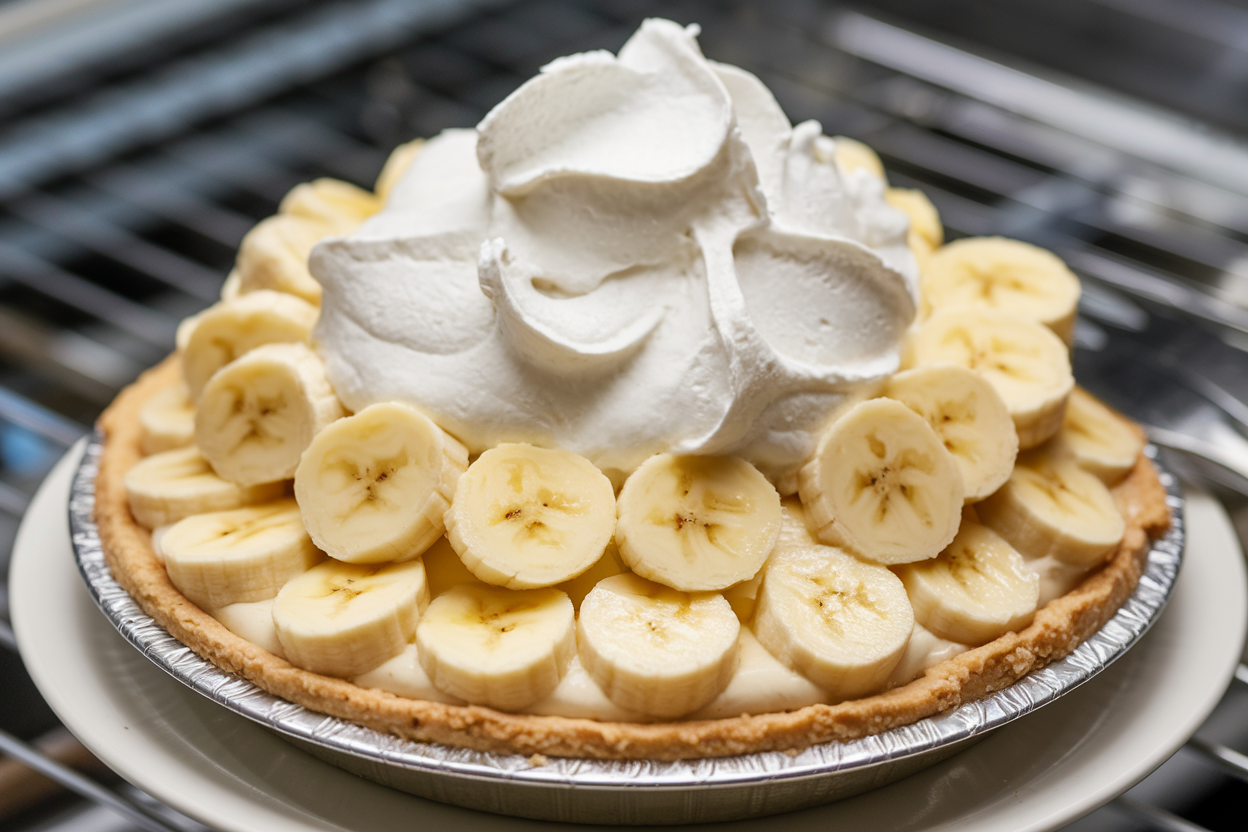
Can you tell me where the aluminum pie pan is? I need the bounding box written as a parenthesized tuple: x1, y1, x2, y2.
(69, 431, 1185, 824)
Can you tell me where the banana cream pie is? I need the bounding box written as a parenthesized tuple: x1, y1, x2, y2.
(94, 19, 1170, 760)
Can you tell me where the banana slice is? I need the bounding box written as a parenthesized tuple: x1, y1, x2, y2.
(374, 139, 425, 204)
(923, 238, 1081, 345)
(294, 401, 468, 564)
(195, 343, 345, 486)
(977, 444, 1126, 568)
(220, 269, 242, 301)
(798, 398, 964, 564)
(904, 308, 1073, 449)
(125, 446, 286, 529)
(577, 573, 740, 719)
(884, 364, 1019, 502)
(181, 290, 319, 400)
(278, 178, 379, 233)
(416, 583, 575, 711)
(421, 536, 484, 598)
(161, 498, 323, 611)
(1055, 387, 1144, 484)
(753, 544, 913, 699)
(895, 520, 1039, 645)
(885, 187, 942, 274)
(139, 381, 195, 455)
(444, 444, 616, 589)
(274, 559, 429, 679)
(556, 541, 628, 609)
(614, 454, 781, 592)
(233, 214, 329, 304)
(832, 136, 886, 181)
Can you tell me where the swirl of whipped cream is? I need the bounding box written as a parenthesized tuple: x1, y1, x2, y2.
(312, 19, 917, 483)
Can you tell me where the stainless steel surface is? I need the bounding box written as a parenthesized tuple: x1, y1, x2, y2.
(0, 0, 1244, 829)
(66, 432, 1186, 824)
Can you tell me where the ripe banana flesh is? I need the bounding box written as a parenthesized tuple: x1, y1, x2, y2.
(555, 542, 628, 609)
(234, 214, 329, 304)
(753, 544, 914, 699)
(181, 290, 318, 400)
(278, 178, 379, 233)
(161, 498, 323, 611)
(421, 536, 484, 599)
(576, 573, 740, 718)
(125, 445, 286, 529)
(1056, 387, 1144, 484)
(294, 401, 468, 563)
(884, 364, 1019, 502)
(977, 445, 1125, 568)
(273, 558, 429, 679)
(195, 342, 344, 486)
(896, 520, 1039, 645)
(138, 381, 195, 455)
(885, 187, 942, 276)
(615, 454, 781, 591)
(904, 308, 1073, 449)
(444, 443, 616, 588)
(416, 583, 575, 711)
(832, 136, 886, 181)
(923, 237, 1081, 345)
(798, 398, 964, 564)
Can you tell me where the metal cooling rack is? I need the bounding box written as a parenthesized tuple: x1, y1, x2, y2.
(0, 1, 1246, 830)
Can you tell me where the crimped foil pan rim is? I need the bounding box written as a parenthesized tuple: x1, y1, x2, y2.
(69, 431, 1185, 790)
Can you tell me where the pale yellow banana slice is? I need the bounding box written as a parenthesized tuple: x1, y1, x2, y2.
(374, 138, 425, 204)
(555, 541, 628, 609)
(977, 444, 1126, 568)
(160, 498, 323, 611)
(233, 214, 328, 304)
(904, 308, 1073, 449)
(195, 343, 344, 486)
(125, 446, 286, 529)
(181, 290, 318, 400)
(1055, 387, 1144, 484)
(833, 136, 886, 181)
(416, 583, 575, 711)
(614, 454, 781, 592)
(798, 398, 964, 564)
(923, 238, 1081, 345)
(220, 269, 242, 301)
(723, 499, 815, 622)
(294, 401, 468, 564)
(175, 311, 202, 352)
(273, 559, 429, 678)
(138, 381, 195, 455)
(278, 178, 379, 233)
(444, 444, 616, 589)
(886, 187, 942, 280)
(884, 364, 1019, 502)
(753, 544, 913, 699)
(576, 573, 740, 719)
(421, 536, 483, 598)
(895, 520, 1039, 645)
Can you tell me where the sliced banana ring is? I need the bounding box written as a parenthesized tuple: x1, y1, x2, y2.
(374, 138, 425, 204)
(139, 380, 195, 455)
(884, 364, 1019, 502)
(923, 237, 1081, 345)
(234, 213, 329, 304)
(278, 178, 380, 233)
(885, 187, 942, 274)
(182, 290, 318, 401)
(832, 136, 886, 181)
(576, 573, 740, 719)
(196, 343, 344, 487)
(977, 445, 1126, 569)
(273, 559, 429, 679)
(125, 445, 286, 529)
(904, 308, 1073, 449)
(294, 401, 468, 564)
(1055, 387, 1144, 484)
(896, 521, 1039, 646)
(753, 545, 913, 699)
(161, 498, 323, 611)
(798, 398, 964, 564)
(615, 454, 781, 592)
(416, 584, 575, 711)
(445, 443, 616, 589)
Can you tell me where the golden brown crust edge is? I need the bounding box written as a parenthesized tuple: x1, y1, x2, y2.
(95, 357, 1173, 761)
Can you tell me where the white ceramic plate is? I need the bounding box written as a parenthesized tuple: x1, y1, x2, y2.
(11, 443, 1247, 832)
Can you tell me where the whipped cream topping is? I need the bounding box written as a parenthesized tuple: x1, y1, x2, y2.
(312, 19, 917, 480)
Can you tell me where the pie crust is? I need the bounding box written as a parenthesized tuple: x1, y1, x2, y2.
(95, 355, 1172, 761)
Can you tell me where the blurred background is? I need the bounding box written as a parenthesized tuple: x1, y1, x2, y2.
(1, 0, 1247, 830)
